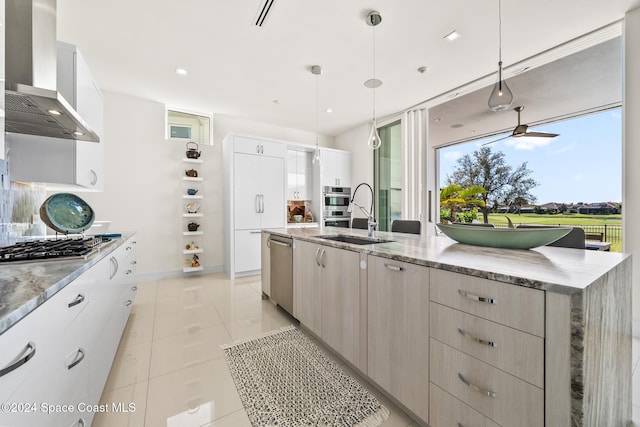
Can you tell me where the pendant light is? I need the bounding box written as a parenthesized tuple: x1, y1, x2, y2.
(487, 0, 513, 112)
(365, 11, 382, 150)
(311, 65, 322, 165)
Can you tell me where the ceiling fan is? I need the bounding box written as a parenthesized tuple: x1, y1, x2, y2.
(482, 106, 559, 146)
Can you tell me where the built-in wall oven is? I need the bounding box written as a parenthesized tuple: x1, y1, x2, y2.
(322, 186, 351, 228)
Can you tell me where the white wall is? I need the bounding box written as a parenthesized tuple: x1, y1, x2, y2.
(335, 123, 372, 219)
(623, 7, 640, 324)
(77, 91, 334, 280)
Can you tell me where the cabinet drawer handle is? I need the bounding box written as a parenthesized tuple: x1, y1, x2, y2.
(458, 289, 497, 305)
(457, 372, 496, 398)
(131, 286, 138, 292)
(255, 194, 260, 213)
(320, 248, 326, 268)
(78, 418, 86, 427)
(125, 300, 133, 307)
(68, 294, 85, 308)
(67, 348, 85, 370)
(315, 248, 321, 266)
(458, 328, 497, 348)
(0, 342, 36, 378)
(90, 169, 98, 186)
(110, 257, 119, 279)
(126, 246, 133, 251)
(126, 270, 133, 275)
(269, 239, 291, 248)
(384, 263, 405, 272)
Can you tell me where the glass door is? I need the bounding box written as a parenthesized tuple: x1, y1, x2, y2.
(374, 120, 402, 231)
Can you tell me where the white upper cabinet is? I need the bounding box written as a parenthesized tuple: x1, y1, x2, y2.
(321, 149, 351, 188)
(287, 149, 312, 200)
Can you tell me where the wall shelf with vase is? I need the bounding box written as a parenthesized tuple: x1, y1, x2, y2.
(182, 157, 204, 273)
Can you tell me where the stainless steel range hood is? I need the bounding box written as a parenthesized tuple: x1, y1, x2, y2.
(5, 0, 100, 142)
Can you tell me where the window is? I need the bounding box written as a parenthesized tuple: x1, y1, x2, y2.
(374, 120, 402, 231)
(437, 108, 622, 250)
(166, 108, 213, 145)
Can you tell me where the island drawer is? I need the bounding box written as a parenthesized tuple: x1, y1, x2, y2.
(430, 302, 544, 388)
(430, 382, 501, 427)
(430, 339, 543, 427)
(430, 269, 545, 337)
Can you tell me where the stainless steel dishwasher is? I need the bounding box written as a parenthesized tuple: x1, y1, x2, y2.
(268, 235, 293, 315)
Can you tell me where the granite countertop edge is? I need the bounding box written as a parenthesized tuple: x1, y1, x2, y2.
(0, 233, 136, 336)
(263, 227, 630, 295)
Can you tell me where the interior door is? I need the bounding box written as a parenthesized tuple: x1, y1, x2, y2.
(260, 155, 285, 228)
(234, 152, 262, 230)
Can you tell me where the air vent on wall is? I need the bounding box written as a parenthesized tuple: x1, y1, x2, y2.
(254, 0, 277, 26)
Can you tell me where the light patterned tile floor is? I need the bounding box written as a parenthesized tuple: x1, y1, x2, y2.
(93, 273, 419, 427)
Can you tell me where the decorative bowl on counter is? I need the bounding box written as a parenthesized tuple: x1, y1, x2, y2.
(39, 193, 96, 234)
(436, 223, 572, 249)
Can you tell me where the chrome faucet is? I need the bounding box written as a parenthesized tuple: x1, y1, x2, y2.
(348, 183, 376, 237)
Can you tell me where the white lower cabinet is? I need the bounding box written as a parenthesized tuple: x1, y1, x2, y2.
(0, 236, 138, 426)
(367, 256, 429, 422)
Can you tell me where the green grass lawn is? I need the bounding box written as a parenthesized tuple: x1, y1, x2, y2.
(486, 213, 623, 252)
(487, 213, 621, 226)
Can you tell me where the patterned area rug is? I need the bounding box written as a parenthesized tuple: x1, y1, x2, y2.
(222, 325, 389, 427)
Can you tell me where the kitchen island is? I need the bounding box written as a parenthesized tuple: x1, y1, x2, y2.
(263, 226, 631, 427)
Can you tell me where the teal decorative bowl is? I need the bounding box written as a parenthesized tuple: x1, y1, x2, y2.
(436, 223, 572, 249)
(39, 193, 95, 234)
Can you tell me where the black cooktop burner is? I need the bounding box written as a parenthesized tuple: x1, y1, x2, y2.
(0, 237, 110, 262)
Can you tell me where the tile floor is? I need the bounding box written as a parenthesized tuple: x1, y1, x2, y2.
(93, 273, 419, 427)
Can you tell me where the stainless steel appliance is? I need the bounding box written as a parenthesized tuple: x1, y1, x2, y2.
(0, 236, 113, 262)
(322, 186, 351, 228)
(268, 235, 293, 315)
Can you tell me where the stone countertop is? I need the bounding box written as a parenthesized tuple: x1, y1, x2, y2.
(264, 226, 630, 295)
(0, 233, 136, 335)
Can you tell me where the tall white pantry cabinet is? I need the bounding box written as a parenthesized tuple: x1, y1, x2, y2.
(223, 135, 286, 278)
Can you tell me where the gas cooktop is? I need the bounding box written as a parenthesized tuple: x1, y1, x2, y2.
(0, 236, 112, 263)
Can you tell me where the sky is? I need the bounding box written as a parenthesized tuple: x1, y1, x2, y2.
(438, 108, 622, 205)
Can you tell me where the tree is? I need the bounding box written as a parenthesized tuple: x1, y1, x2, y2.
(439, 184, 486, 223)
(449, 147, 538, 223)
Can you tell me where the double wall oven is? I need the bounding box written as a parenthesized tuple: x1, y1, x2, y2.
(322, 186, 351, 228)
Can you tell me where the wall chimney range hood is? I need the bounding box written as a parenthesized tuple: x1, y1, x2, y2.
(5, 0, 100, 142)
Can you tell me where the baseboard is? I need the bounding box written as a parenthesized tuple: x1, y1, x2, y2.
(137, 265, 224, 283)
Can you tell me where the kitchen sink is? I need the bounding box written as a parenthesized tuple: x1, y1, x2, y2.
(315, 235, 394, 245)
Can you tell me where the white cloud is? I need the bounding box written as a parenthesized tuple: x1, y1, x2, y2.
(443, 151, 462, 161)
(504, 137, 554, 150)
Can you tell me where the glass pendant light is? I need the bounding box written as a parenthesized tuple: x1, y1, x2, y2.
(488, 0, 513, 112)
(311, 65, 322, 165)
(366, 11, 382, 150)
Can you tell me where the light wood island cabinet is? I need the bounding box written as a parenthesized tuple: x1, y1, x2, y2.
(269, 228, 631, 427)
(367, 255, 429, 422)
(293, 239, 364, 371)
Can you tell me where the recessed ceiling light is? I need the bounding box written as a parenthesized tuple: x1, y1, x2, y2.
(434, 117, 442, 122)
(451, 123, 464, 129)
(175, 68, 188, 76)
(364, 79, 383, 89)
(48, 109, 61, 115)
(325, 108, 333, 113)
(417, 66, 429, 74)
(443, 30, 461, 41)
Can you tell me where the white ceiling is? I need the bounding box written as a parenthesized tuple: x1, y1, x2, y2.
(56, 0, 640, 137)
